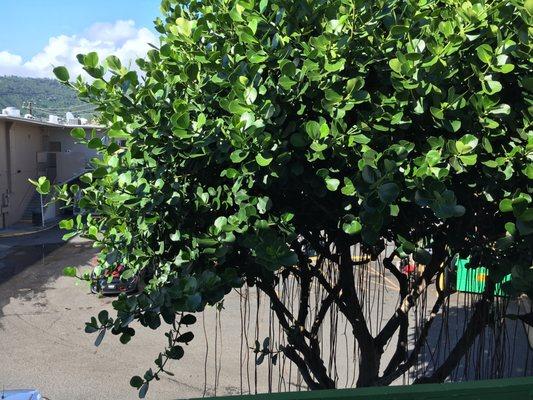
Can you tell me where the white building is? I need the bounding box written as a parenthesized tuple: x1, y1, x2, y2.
(0, 111, 104, 229)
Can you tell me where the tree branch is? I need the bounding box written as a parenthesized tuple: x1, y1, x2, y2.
(257, 276, 335, 389)
(256, 280, 294, 331)
(375, 244, 447, 350)
(383, 252, 408, 299)
(292, 241, 312, 327)
(377, 294, 446, 386)
(311, 284, 341, 337)
(282, 345, 322, 390)
(414, 281, 495, 384)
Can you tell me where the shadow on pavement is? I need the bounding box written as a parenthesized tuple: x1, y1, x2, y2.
(0, 228, 96, 324)
(409, 296, 533, 382)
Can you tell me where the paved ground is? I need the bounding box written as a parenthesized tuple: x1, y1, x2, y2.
(0, 229, 206, 399)
(0, 228, 319, 399)
(0, 228, 405, 399)
(1, 228, 531, 399)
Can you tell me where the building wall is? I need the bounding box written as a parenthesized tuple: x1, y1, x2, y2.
(0, 122, 8, 229)
(8, 122, 45, 226)
(0, 119, 101, 228)
(46, 127, 97, 183)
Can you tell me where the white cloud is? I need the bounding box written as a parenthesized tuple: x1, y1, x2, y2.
(0, 51, 22, 67)
(0, 20, 157, 78)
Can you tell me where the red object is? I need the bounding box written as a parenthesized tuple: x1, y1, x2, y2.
(111, 264, 125, 278)
(402, 262, 416, 275)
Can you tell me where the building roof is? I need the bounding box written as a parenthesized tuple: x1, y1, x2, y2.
(0, 114, 104, 130)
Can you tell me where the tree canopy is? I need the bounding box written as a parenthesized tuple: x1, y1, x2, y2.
(43, 0, 532, 396)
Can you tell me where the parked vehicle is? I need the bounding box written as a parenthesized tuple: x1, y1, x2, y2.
(90, 264, 142, 295)
(1, 389, 42, 400)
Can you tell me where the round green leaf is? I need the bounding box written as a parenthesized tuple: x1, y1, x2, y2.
(53, 66, 70, 82)
(378, 183, 400, 204)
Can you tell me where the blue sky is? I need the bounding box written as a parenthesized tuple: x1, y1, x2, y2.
(0, 0, 162, 77)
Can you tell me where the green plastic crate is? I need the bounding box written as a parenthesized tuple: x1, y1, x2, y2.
(456, 259, 512, 297)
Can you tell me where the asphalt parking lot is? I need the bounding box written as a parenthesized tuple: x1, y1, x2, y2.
(1, 228, 334, 399)
(0, 229, 220, 399)
(0, 228, 405, 399)
(1, 228, 531, 399)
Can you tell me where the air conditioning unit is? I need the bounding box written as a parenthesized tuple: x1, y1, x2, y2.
(2, 107, 21, 117)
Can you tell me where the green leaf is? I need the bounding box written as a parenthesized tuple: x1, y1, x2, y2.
(94, 329, 105, 347)
(489, 104, 511, 115)
(290, 132, 307, 147)
(248, 50, 268, 64)
(526, 0, 533, 15)
(426, 150, 441, 166)
(280, 60, 296, 77)
(476, 44, 493, 64)
(519, 209, 533, 222)
(83, 52, 99, 69)
(430, 107, 444, 120)
(139, 382, 149, 399)
(230, 150, 248, 163)
(444, 120, 461, 133)
(255, 153, 273, 166)
(32, 176, 50, 195)
(305, 121, 321, 140)
(378, 183, 400, 204)
(98, 310, 109, 325)
(53, 66, 70, 82)
(319, 122, 329, 138)
(341, 178, 356, 196)
(456, 134, 479, 154)
(390, 25, 409, 36)
(342, 218, 362, 235)
(181, 314, 197, 325)
(244, 86, 258, 104)
(214, 216, 227, 232)
(325, 178, 340, 191)
(499, 199, 512, 212)
(413, 248, 432, 265)
(482, 78, 502, 95)
(346, 77, 364, 94)
(229, 3, 245, 21)
(71, 127, 86, 140)
(459, 154, 477, 165)
(512, 197, 528, 217)
(177, 332, 194, 343)
(324, 59, 345, 72)
(389, 59, 402, 74)
(524, 164, 533, 179)
(59, 219, 74, 230)
(325, 89, 343, 103)
(130, 376, 144, 389)
(63, 267, 77, 277)
(281, 212, 294, 223)
(88, 138, 102, 149)
(173, 17, 193, 36)
(279, 75, 296, 90)
(105, 55, 122, 71)
(259, 0, 268, 12)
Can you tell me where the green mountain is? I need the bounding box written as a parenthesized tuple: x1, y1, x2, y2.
(0, 76, 96, 119)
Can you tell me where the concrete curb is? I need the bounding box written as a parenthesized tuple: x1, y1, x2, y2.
(0, 221, 60, 238)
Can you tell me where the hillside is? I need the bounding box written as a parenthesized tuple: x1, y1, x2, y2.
(0, 76, 96, 119)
